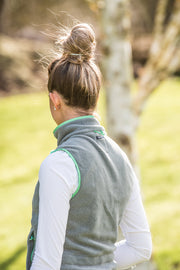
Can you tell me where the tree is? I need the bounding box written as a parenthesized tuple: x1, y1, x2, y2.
(95, 0, 180, 166)
(99, 0, 136, 165)
(134, 0, 180, 115)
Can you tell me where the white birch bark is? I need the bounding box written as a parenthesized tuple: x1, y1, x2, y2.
(100, 0, 137, 164)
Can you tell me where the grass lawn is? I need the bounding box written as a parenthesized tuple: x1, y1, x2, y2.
(0, 78, 180, 270)
(137, 78, 180, 270)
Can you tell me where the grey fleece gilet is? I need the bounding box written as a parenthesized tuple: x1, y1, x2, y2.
(26, 116, 133, 270)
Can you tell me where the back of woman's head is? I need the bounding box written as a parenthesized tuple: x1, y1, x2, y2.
(48, 23, 101, 110)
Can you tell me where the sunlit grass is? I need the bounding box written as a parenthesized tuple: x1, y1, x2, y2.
(0, 91, 56, 270)
(0, 77, 180, 269)
(137, 77, 180, 270)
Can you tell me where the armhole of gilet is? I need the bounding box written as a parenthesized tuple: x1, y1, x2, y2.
(50, 148, 81, 198)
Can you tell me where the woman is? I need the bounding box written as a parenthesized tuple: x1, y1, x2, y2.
(26, 23, 152, 270)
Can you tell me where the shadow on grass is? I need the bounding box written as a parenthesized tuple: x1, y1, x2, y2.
(0, 245, 26, 270)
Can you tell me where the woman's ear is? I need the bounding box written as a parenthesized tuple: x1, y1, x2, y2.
(49, 91, 62, 110)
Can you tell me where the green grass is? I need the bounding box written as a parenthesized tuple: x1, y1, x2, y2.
(137, 78, 180, 270)
(0, 91, 56, 270)
(0, 78, 180, 269)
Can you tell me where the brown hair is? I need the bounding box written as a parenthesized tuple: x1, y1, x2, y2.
(48, 23, 101, 110)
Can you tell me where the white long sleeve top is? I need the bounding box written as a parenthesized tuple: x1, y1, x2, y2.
(30, 151, 152, 270)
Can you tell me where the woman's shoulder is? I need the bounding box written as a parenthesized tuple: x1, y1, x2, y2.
(40, 150, 71, 169)
(39, 150, 78, 193)
(39, 150, 77, 181)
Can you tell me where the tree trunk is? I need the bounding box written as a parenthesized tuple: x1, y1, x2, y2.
(100, 0, 137, 165)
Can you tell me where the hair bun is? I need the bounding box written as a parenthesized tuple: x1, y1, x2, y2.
(61, 23, 96, 64)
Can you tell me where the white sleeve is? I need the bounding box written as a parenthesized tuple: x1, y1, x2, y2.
(30, 151, 78, 270)
(114, 176, 152, 269)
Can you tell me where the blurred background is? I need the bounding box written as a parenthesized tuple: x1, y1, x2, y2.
(0, 0, 180, 269)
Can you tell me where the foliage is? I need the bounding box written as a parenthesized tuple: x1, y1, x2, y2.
(0, 78, 180, 269)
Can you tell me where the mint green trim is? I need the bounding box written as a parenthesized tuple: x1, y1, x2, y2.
(31, 244, 35, 262)
(51, 148, 81, 198)
(30, 234, 35, 262)
(53, 115, 95, 135)
(94, 130, 105, 136)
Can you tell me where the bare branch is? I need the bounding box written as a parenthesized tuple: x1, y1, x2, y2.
(153, 0, 169, 37)
(133, 0, 180, 116)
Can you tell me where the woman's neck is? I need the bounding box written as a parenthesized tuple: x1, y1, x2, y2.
(56, 104, 95, 126)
